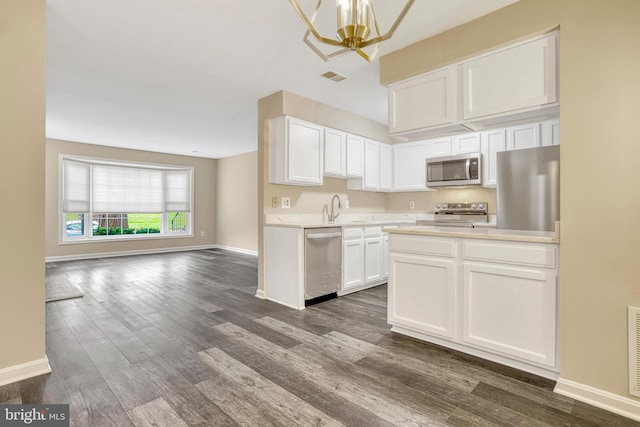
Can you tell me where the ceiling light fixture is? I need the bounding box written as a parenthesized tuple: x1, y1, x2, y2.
(289, 0, 415, 63)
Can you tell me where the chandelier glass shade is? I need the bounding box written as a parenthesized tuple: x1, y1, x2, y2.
(288, 0, 415, 62)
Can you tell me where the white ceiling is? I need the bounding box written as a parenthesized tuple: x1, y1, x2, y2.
(46, 0, 519, 159)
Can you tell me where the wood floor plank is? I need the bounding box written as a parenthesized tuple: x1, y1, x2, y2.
(254, 316, 368, 362)
(128, 397, 190, 427)
(204, 327, 395, 427)
(79, 336, 160, 411)
(199, 347, 343, 426)
(214, 322, 450, 426)
(132, 355, 237, 426)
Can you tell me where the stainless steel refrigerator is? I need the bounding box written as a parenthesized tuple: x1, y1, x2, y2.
(496, 145, 560, 231)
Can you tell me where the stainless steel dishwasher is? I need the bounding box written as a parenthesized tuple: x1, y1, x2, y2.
(304, 227, 342, 305)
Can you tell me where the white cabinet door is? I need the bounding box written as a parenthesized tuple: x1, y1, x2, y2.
(346, 134, 364, 178)
(393, 141, 427, 191)
(452, 133, 481, 154)
(425, 137, 452, 158)
(364, 237, 382, 284)
(462, 34, 557, 120)
(379, 143, 393, 191)
(343, 239, 364, 290)
(462, 262, 557, 368)
(269, 116, 323, 186)
(541, 119, 560, 146)
(506, 122, 541, 151)
(382, 234, 389, 279)
(481, 129, 506, 188)
(324, 127, 347, 177)
(388, 253, 456, 339)
(388, 67, 454, 135)
(363, 139, 380, 190)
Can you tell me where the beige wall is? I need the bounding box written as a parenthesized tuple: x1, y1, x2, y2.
(46, 139, 217, 259)
(387, 188, 497, 214)
(0, 0, 46, 369)
(216, 151, 258, 252)
(381, 0, 640, 407)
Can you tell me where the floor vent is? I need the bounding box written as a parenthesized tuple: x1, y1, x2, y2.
(629, 306, 640, 397)
(321, 71, 347, 82)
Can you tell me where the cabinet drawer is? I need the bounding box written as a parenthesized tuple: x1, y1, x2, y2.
(343, 227, 364, 240)
(364, 226, 382, 238)
(389, 234, 456, 258)
(463, 241, 557, 268)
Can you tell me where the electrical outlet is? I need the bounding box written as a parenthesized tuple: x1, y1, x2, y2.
(409, 201, 415, 209)
(281, 196, 291, 209)
(200, 231, 205, 237)
(272, 196, 278, 208)
(345, 199, 350, 209)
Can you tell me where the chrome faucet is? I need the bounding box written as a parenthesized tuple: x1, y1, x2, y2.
(329, 194, 342, 222)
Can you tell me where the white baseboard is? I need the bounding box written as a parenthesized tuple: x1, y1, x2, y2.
(255, 289, 266, 299)
(0, 356, 51, 387)
(555, 378, 640, 422)
(45, 245, 218, 263)
(215, 245, 258, 257)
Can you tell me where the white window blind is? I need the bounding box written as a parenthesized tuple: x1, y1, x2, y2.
(62, 160, 90, 213)
(165, 170, 191, 212)
(62, 158, 192, 214)
(92, 164, 164, 213)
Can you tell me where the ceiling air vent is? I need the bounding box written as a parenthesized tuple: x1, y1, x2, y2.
(629, 306, 640, 397)
(321, 71, 347, 82)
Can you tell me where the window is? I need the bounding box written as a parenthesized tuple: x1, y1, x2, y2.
(61, 157, 193, 242)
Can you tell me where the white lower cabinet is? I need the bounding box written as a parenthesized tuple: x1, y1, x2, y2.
(388, 233, 559, 378)
(341, 226, 387, 295)
(343, 228, 365, 291)
(364, 235, 382, 284)
(462, 261, 557, 367)
(388, 253, 455, 339)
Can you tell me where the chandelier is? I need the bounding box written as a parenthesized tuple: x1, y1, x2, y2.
(288, 0, 415, 62)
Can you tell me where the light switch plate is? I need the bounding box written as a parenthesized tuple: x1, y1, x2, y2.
(272, 197, 278, 208)
(281, 196, 291, 209)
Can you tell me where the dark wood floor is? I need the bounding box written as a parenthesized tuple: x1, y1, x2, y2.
(1, 249, 636, 426)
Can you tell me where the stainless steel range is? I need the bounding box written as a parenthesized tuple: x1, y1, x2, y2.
(417, 202, 488, 228)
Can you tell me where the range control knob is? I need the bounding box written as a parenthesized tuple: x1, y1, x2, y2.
(436, 204, 441, 209)
(471, 204, 477, 209)
(478, 204, 485, 209)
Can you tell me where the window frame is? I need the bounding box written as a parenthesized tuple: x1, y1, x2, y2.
(59, 155, 194, 244)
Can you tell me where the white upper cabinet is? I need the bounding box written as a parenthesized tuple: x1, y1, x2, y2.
(393, 141, 428, 191)
(379, 143, 393, 191)
(269, 116, 323, 186)
(346, 134, 365, 178)
(324, 127, 347, 177)
(481, 129, 506, 188)
(387, 33, 558, 142)
(506, 122, 541, 151)
(363, 139, 380, 190)
(462, 34, 557, 120)
(388, 67, 454, 135)
(425, 137, 452, 158)
(452, 133, 481, 155)
(541, 119, 560, 146)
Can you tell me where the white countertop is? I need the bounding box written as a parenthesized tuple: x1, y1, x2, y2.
(386, 225, 559, 244)
(264, 213, 497, 230)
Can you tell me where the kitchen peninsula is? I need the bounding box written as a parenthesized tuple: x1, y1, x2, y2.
(386, 225, 559, 379)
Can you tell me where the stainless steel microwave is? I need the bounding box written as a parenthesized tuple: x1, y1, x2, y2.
(426, 152, 482, 187)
